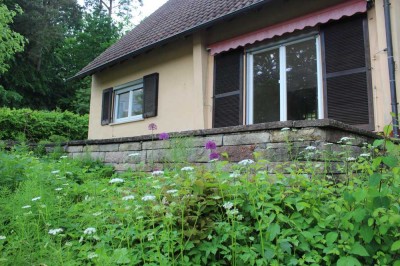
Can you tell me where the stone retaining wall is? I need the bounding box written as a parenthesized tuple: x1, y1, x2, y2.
(59, 119, 379, 173)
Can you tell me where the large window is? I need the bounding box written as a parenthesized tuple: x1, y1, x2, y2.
(114, 80, 144, 123)
(246, 35, 323, 124)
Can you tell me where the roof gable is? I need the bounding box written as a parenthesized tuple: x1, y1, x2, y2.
(75, 0, 268, 79)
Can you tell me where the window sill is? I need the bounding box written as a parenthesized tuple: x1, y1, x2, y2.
(110, 116, 144, 126)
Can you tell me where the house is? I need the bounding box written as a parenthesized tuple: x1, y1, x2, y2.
(75, 0, 400, 140)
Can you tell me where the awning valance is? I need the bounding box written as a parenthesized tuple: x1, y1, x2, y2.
(208, 0, 367, 55)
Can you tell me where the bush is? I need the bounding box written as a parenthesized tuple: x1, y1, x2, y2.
(0, 107, 88, 142)
(0, 129, 399, 265)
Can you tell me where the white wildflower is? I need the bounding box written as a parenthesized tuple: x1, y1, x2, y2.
(181, 166, 194, 172)
(136, 216, 144, 220)
(60, 156, 68, 159)
(208, 159, 219, 163)
(31, 197, 41, 201)
(66, 171, 73, 175)
(64, 242, 72, 247)
(109, 178, 124, 184)
(207, 234, 212, 240)
(340, 137, 355, 142)
(83, 227, 96, 235)
(152, 170, 164, 176)
(88, 252, 98, 259)
(249, 236, 255, 242)
(281, 127, 290, 131)
(305, 146, 316, 151)
(55, 188, 63, 191)
(48, 228, 64, 235)
(298, 138, 305, 141)
(360, 153, 370, 157)
(237, 214, 244, 221)
(238, 159, 255, 166)
(128, 153, 140, 157)
(147, 233, 154, 241)
(229, 172, 241, 178)
(347, 157, 356, 162)
(22, 205, 31, 209)
(324, 142, 333, 146)
(92, 212, 102, 217)
(223, 202, 233, 210)
(122, 195, 135, 201)
(0, 236, 6, 240)
(51, 170, 60, 174)
(227, 208, 239, 216)
(166, 189, 178, 194)
(142, 195, 156, 201)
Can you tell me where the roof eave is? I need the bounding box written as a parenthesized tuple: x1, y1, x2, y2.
(72, 0, 274, 80)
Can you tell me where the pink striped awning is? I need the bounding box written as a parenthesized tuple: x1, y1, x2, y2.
(208, 0, 367, 55)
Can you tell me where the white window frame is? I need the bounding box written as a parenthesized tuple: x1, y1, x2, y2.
(246, 34, 324, 124)
(113, 79, 144, 124)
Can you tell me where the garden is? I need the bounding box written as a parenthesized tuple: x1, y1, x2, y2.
(0, 126, 399, 265)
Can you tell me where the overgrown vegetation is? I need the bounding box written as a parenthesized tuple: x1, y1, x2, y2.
(0, 128, 399, 265)
(0, 107, 88, 142)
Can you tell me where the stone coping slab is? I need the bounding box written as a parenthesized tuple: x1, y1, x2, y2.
(49, 119, 380, 147)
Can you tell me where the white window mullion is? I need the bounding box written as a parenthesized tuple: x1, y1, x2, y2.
(279, 45, 287, 121)
(316, 35, 324, 119)
(128, 90, 133, 118)
(246, 54, 254, 124)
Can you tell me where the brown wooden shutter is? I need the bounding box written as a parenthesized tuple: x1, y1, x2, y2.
(143, 73, 159, 118)
(213, 49, 243, 128)
(322, 15, 373, 129)
(101, 88, 113, 125)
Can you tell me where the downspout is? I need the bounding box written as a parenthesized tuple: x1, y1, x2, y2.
(383, 0, 399, 137)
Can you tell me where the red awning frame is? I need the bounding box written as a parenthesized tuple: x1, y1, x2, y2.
(208, 0, 367, 55)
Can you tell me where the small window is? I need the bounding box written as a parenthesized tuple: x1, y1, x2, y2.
(114, 80, 144, 123)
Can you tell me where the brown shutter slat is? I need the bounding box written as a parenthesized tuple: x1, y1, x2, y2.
(101, 88, 113, 125)
(143, 73, 159, 118)
(213, 49, 243, 128)
(322, 15, 373, 129)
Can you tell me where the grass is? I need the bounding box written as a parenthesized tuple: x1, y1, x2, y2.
(0, 132, 399, 265)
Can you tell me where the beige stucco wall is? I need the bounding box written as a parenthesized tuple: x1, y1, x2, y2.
(88, 38, 199, 139)
(368, 0, 400, 132)
(88, 0, 398, 139)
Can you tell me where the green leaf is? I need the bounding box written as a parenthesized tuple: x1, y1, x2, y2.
(394, 260, 400, 266)
(296, 202, 310, 211)
(372, 196, 391, 208)
(369, 173, 382, 187)
(113, 248, 131, 264)
(353, 208, 366, 223)
(337, 256, 362, 266)
(349, 242, 369, 257)
(383, 156, 398, 168)
(353, 189, 367, 202)
(373, 139, 384, 148)
(360, 225, 374, 243)
(391, 240, 400, 251)
(268, 223, 280, 241)
(326, 232, 338, 245)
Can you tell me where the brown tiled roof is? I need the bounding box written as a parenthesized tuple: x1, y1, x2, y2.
(74, 0, 269, 79)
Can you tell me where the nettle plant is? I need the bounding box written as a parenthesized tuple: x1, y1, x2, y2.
(0, 124, 399, 265)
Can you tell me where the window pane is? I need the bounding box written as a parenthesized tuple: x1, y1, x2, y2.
(286, 39, 318, 120)
(117, 92, 130, 119)
(253, 48, 280, 123)
(131, 89, 143, 116)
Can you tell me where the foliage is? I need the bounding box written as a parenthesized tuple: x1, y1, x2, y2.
(0, 0, 122, 113)
(0, 2, 25, 74)
(0, 107, 88, 142)
(0, 130, 399, 265)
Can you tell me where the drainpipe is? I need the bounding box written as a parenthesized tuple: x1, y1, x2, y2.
(383, 0, 399, 137)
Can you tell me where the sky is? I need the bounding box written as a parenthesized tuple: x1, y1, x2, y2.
(77, 0, 168, 25)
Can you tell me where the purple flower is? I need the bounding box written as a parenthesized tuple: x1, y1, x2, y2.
(148, 123, 157, 131)
(209, 152, 220, 160)
(159, 132, 169, 140)
(205, 140, 217, 150)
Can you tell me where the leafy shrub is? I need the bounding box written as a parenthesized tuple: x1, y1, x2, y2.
(0, 107, 88, 142)
(0, 130, 399, 265)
